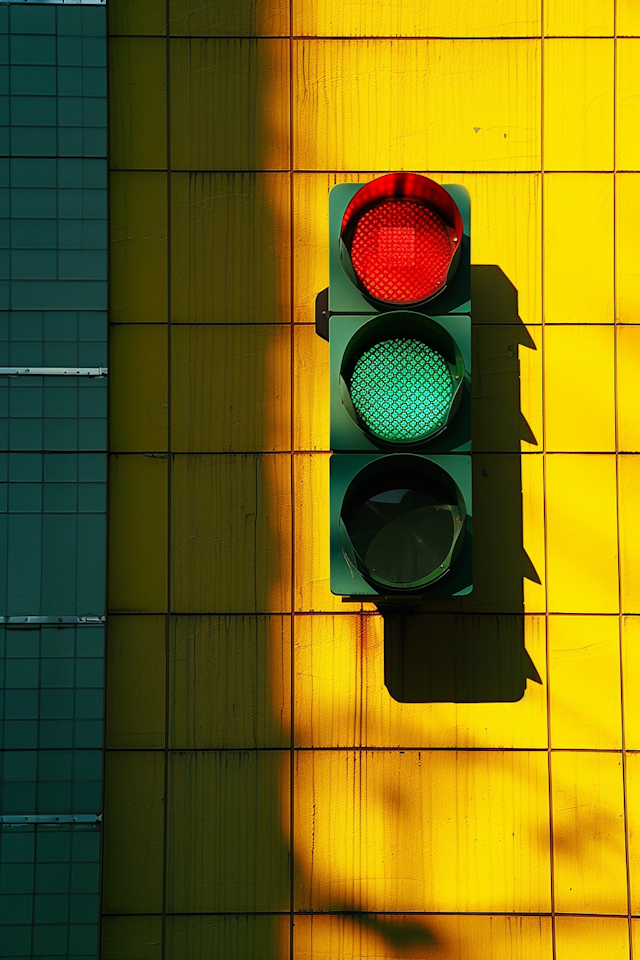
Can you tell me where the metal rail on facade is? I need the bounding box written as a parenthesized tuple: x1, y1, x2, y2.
(0, 367, 108, 377)
(0, 616, 106, 626)
(0, 1, 104, 5)
(0, 815, 102, 824)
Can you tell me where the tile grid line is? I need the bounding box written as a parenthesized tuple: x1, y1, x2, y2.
(46, 40, 63, 960)
(1, 0, 11, 828)
(111, 33, 640, 40)
(102, 11, 115, 949)
(91, 910, 640, 928)
(69, 18, 83, 949)
(289, 0, 296, 955)
(539, 5, 557, 958)
(101, 319, 640, 325)
(92, 449, 640, 457)
(99, 746, 640, 755)
(105, 610, 640, 619)
(290, 34, 622, 40)
(95, 908, 639, 917)
(106, 168, 640, 173)
(614, 0, 635, 953)
(33, 4, 54, 951)
(162, 2, 172, 957)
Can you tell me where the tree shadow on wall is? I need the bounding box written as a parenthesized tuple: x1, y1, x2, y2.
(384, 265, 543, 704)
(285, 267, 547, 960)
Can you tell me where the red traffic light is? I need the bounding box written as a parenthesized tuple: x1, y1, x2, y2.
(340, 173, 463, 306)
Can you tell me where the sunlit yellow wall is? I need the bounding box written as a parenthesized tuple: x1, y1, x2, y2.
(103, 1, 640, 958)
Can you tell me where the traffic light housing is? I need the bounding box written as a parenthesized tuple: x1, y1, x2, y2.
(322, 173, 472, 600)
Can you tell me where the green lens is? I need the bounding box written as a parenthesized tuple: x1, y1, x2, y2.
(348, 337, 454, 442)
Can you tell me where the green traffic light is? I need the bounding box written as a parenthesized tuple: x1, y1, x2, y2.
(348, 336, 454, 443)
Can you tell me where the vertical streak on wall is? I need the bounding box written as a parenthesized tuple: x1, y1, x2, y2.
(540, 10, 554, 960)
(613, 4, 635, 957)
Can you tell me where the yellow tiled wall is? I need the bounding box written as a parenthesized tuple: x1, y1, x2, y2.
(103, 1, 640, 957)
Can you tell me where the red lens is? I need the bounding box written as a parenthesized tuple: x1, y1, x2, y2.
(349, 198, 453, 304)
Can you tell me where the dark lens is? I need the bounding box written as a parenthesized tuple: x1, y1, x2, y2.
(346, 483, 455, 585)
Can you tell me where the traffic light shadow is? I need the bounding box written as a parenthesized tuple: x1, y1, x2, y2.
(383, 612, 542, 703)
(383, 265, 543, 704)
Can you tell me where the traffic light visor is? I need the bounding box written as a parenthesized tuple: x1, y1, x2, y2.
(340, 173, 463, 306)
(340, 456, 467, 590)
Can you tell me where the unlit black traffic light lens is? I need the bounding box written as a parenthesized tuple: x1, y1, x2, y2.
(346, 481, 456, 587)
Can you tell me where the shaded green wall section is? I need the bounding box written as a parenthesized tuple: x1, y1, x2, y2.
(0, 4, 107, 960)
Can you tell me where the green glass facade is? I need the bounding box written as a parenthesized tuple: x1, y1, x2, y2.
(0, 3, 106, 958)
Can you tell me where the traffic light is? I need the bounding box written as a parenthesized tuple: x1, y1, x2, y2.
(319, 173, 472, 600)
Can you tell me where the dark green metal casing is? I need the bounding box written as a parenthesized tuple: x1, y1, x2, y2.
(327, 178, 473, 599)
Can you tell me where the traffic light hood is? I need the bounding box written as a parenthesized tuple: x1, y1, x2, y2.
(339, 173, 464, 308)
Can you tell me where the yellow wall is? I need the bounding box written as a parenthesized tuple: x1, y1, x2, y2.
(103, 1, 640, 957)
